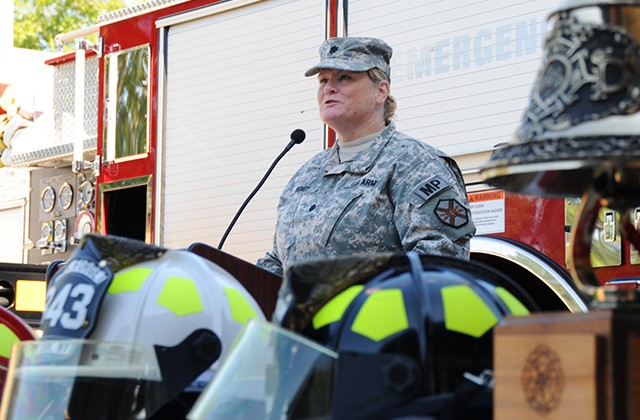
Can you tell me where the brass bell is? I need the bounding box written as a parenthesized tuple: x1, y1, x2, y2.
(481, 0, 640, 307)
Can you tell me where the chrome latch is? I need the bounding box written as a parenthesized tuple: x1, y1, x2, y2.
(463, 369, 495, 389)
(603, 210, 616, 243)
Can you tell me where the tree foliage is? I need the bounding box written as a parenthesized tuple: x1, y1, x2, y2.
(14, 0, 130, 51)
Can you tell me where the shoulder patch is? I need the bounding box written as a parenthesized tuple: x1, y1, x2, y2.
(434, 199, 469, 228)
(413, 176, 452, 202)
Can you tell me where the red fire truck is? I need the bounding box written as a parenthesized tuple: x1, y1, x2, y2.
(2, 0, 639, 325)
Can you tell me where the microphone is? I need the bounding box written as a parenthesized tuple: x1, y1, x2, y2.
(218, 129, 306, 250)
(284, 128, 306, 152)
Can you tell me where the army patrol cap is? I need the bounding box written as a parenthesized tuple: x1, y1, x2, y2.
(305, 37, 392, 77)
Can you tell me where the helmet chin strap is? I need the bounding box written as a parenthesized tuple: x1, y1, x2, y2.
(152, 329, 221, 415)
(405, 252, 431, 393)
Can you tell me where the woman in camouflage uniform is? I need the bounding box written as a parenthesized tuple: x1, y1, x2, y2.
(257, 37, 476, 277)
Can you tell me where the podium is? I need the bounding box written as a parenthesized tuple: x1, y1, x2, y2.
(187, 243, 282, 318)
(494, 310, 640, 420)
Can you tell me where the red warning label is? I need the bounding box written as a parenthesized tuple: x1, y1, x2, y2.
(468, 190, 504, 203)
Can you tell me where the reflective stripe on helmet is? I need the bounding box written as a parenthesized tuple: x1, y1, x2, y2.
(108, 268, 153, 294)
(157, 277, 203, 316)
(224, 287, 259, 325)
(0, 325, 19, 358)
(441, 285, 498, 338)
(351, 289, 409, 342)
(312, 285, 364, 330)
(495, 287, 530, 316)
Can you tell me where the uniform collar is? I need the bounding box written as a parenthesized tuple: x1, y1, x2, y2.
(325, 122, 396, 175)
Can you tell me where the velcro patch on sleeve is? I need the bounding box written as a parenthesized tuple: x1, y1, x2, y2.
(434, 199, 469, 228)
(413, 176, 452, 202)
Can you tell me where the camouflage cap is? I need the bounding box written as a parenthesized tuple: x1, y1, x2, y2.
(304, 37, 392, 77)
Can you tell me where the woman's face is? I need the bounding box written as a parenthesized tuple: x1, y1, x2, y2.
(316, 69, 388, 140)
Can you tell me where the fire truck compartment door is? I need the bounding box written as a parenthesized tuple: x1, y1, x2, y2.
(156, 0, 325, 263)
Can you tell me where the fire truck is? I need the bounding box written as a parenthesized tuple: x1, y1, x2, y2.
(3, 0, 639, 325)
(0, 5, 66, 328)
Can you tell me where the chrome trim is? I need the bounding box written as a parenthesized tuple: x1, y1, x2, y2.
(155, 0, 264, 28)
(102, 44, 151, 164)
(551, 0, 640, 15)
(79, 180, 94, 207)
(10, 140, 97, 168)
(99, 175, 153, 244)
(73, 210, 96, 242)
(53, 219, 67, 242)
(58, 182, 74, 210)
(102, 0, 189, 25)
(56, 0, 191, 45)
(471, 236, 589, 313)
(41, 186, 55, 213)
(324, 0, 332, 39)
(337, 0, 347, 37)
(41, 222, 53, 241)
(155, 25, 168, 247)
(55, 24, 99, 47)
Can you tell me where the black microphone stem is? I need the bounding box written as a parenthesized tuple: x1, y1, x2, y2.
(218, 143, 292, 250)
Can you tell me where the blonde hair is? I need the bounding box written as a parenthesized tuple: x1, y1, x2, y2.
(368, 68, 396, 124)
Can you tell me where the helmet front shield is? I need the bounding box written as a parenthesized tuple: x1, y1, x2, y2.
(0, 340, 167, 419)
(189, 320, 337, 420)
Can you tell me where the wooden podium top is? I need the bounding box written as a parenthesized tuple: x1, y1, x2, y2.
(187, 243, 282, 319)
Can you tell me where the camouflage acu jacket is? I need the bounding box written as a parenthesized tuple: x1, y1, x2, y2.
(257, 122, 476, 277)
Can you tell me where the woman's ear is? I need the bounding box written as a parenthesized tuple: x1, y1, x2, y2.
(376, 79, 390, 105)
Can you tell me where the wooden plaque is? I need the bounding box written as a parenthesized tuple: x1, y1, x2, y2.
(495, 333, 598, 419)
(494, 310, 640, 420)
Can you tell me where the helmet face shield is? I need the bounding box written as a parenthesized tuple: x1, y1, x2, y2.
(189, 320, 337, 420)
(0, 340, 169, 419)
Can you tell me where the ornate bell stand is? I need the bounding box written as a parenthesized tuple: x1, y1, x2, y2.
(481, 2, 640, 418)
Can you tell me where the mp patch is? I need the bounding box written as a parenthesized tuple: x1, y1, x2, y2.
(434, 199, 469, 228)
(414, 175, 451, 202)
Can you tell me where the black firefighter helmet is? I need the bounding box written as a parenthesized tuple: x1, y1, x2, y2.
(189, 252, 536, 420)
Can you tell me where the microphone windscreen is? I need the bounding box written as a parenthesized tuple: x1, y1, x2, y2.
(290, 129, 306, 144)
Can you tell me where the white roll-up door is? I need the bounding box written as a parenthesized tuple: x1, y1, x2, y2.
(346, 0, 556, 162)
(159, 0, 325, 263)
(0, 201, 27, 263)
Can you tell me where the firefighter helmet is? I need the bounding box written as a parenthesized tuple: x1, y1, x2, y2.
(0, 306, 36, 402)
(190, 252, 534, 419)
(0, 234, 265, 419)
